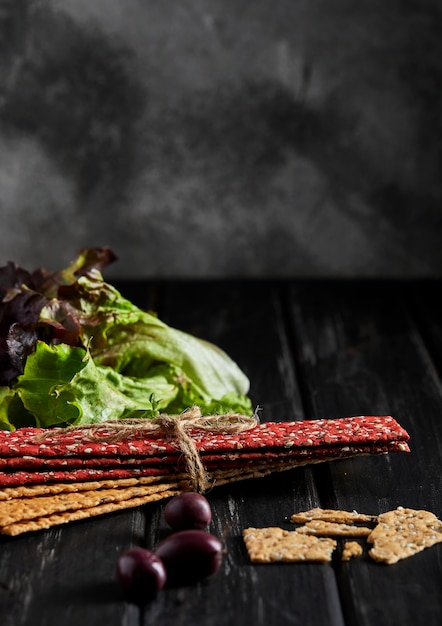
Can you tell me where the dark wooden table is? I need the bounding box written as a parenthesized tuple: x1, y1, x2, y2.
(1, 279, 442, 625)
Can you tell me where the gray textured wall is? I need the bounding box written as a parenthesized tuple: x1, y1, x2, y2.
(1, 0, 441, 277)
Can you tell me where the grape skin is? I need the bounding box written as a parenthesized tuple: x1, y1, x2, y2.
(163, 492, 212, 531)
(116, 547, 167, 604)
(155, 530, 223, 586)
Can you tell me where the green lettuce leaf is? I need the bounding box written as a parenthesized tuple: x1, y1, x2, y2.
(10, 336, 251, 428)
(12, 341, 176, 427)
(0, 387, 16, 430)
(41, 274, 252, 411)
(0, 249, 253, 429)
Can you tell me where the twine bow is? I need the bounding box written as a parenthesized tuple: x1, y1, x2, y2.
(34, 406, 260, 493)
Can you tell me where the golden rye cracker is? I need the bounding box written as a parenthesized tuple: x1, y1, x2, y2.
(0, 465, 286, 533)
(0, 475, 183, 501)
(0, 490, 180, 536)
(0, 480, 116, 500)
(367, 507, 442, 564)
(296, 520, 373, 537)
(243, 527, 337, 563)
(290, 507, 376, 525)
(0, 482, 185, 527)
(0, 465, 285, 528)
(342, 541, 363, 561)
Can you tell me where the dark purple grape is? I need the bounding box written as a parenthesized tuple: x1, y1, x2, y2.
(163, 492, 212, 530)
(155, 530, 223, 586)
(116, 547, 166, 603)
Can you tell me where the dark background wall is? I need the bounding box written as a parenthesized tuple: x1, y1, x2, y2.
(1, 0, 441, 277)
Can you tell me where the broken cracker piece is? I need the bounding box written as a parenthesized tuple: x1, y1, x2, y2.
(297, 520, 372, 537)
(243, 527, 336, 563)
(290, 507, 376, 525)
(367, 506, 442, 564)
(342, 541, 363, 561)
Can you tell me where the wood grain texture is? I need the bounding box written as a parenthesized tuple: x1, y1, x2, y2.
(1, 280, 442, 625)
(285, 281, 442, 625)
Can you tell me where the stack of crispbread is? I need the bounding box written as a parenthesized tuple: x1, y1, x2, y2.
(0, 414, 410, 535)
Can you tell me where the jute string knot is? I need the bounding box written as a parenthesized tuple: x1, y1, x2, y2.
(34, 406, 260, 493)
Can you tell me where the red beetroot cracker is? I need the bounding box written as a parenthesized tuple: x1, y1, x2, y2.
(0, 466, 172, 486)
(198, 440, 409, 464)
(0, 455, 171, 470)
(0, 438, 409, 472)
(0, 416, 409, 459)
(0, 441, 407, 487)
(0, 416, 409, 489)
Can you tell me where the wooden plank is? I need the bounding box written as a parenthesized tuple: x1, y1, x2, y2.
(285, 281, 442, 625)
(150, 280, 345, 626)
(407, 280, 442, 375)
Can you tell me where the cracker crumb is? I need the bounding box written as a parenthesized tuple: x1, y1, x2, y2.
(342, 541, 363, 561)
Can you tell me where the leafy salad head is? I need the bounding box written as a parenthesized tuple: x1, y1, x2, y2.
(0, 248, 252, 430)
